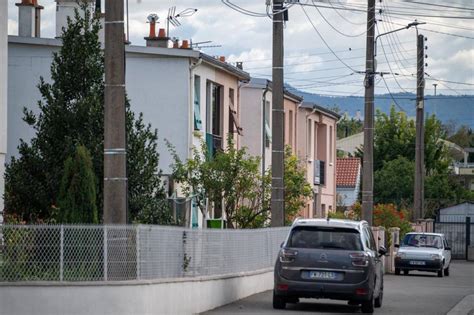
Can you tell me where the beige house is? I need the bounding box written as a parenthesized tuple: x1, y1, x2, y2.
(240, 78, 303, 177)
(241, 81, 339, 219)
(296, 102, 340, 218)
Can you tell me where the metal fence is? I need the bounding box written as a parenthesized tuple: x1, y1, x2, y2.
(0, 225, 290, 282)
(434, 218, 473, 259)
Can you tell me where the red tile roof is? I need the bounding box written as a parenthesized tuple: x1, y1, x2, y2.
(336, 158, 361, 188)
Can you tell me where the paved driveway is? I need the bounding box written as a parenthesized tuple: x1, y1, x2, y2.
(203, 261, 474, 314)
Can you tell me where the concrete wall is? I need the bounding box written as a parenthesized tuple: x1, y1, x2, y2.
(0, 269, 274, 315)
(0, 0, 7, 223)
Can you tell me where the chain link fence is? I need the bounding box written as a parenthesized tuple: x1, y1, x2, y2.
(0, 225, 289, 282)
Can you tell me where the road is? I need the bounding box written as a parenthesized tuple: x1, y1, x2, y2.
(203, 261, 474, 315)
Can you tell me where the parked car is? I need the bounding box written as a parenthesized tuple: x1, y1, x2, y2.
(395, 232, 451, 277)
(273, 219, 386, 314)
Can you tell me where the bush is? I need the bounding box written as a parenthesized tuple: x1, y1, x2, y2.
(373, 203, 412, 246)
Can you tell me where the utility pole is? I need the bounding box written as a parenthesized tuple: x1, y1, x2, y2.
(362, 0, 376, 226)
(271, 0, 285, 227)
(104, 0, 127, 224)
(414, 34, 425, 220)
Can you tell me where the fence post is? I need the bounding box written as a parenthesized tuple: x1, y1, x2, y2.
(466, 217, 471, 261)
(60, 225, 64, 282)
(103, 226, 108, 281)
(136, 225, 140, 280)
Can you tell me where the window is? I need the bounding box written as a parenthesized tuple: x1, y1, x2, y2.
(206, 81, 222, 136)
(265, 101, 271, 148)
(329, 125, 333, 163)
(289, 110, 293, 149)
(307, 119, 312, 159)
(193, 76, 202, 130)
(314, 122, 318, 161)
(288, 226, 363, 250)
(228, 88, 242, 136)
(321, 204, 326, 217)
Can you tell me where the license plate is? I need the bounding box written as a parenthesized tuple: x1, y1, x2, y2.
(409, 261, 426, 265)
(310, 271, 337, 279)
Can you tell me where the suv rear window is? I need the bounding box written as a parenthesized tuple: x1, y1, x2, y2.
(288, 226, 363, 250)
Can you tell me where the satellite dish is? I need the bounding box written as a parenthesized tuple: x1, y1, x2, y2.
(147, 13, 159, 23)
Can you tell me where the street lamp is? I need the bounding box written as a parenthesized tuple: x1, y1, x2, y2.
(374, 21, 426, 59)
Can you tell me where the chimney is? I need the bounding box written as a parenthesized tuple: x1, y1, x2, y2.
(34, 1, 44, 38)
(180, 40, 190, 49)
(144, 14, 169, 48)
(236, 62, 243, 70)
(172, 38, 180, 48)
(55, 0, 94, 38)
(16, 0, 36, 37)
(219, 56, 226, 63)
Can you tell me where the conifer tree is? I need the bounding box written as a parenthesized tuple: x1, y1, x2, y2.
(5, 4, 170, 224)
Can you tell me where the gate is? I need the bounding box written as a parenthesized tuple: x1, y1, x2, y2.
(434, 217, 472, 260)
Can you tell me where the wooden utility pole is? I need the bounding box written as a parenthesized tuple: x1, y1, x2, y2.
(362, 0, 376, 225)
(414, 34, 425, 220)
(271, 0, 285, 227)
(104, 0, 127, 224)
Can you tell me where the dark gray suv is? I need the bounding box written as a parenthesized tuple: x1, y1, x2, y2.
(274, 219, 386, 313)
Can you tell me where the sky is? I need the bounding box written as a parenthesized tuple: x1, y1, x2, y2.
(7, 0, 474, 97)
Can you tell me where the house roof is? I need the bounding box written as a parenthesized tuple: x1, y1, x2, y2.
(336, 157, 361, 188)
(301, 101, 341, 120)
(246, 78, 304, 103)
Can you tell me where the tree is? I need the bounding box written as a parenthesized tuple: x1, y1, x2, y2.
(169, 137, 270, 228)
(283, 146, 312, 224)
(58, 145, 98, 223)
(4, 4, 169, 224)
(374, 157, 414, 207)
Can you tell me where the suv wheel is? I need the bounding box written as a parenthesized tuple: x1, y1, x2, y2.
(437, 268, 444, 278)
(374, 282, 383, 308)
(273, 290, 286, 309)
(444, 266, 450, 276)
(395, 268, 400, 275)
(361, 296, 375, 314)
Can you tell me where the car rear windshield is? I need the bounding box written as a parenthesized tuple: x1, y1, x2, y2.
(287, 226, 363, 250)
(402, 234, 443, 249)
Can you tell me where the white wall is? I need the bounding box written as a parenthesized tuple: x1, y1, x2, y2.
(125, 51, 190, 175)
(0, 269, 274, 315)
(7, 39, 193, 175)
(0, 0, 8, 223)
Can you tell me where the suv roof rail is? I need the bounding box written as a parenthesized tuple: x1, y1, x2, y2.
(292, 216, 304, 225)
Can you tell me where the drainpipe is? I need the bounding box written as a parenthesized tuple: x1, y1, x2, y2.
(261, 81, 270, 209)
(189, 57, 202, 226)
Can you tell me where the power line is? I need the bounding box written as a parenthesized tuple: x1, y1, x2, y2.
(391, 1, 474, 12)
(300, 4, 363, 73)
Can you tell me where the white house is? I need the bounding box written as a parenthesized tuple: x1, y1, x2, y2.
(336, 157, 361, 208)
(0, 0, 8, 223)
(6, 0, 249, 227)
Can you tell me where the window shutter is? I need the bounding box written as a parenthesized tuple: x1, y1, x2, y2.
(194, 94, 202, 130)
(229, 98, 243, 135)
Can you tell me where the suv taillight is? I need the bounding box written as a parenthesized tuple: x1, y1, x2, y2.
(349, 252, 369, 267)
(279, 248, 298, 263)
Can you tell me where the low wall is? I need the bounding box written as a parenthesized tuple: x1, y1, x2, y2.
(0, 268, 274, 315)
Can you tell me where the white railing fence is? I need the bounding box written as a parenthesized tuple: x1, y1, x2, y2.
(0, 225, 290, 282)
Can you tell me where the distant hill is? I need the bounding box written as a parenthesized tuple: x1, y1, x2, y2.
(290, 89, 474, 128)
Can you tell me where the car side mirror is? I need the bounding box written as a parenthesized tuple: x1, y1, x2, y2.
(445, 246, 451, 251)
(378, 246, 387, 257)
(280, 242, 284, 248)
(394, 244, 400, 248)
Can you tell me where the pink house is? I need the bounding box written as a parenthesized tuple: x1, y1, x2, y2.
(296, 102, 340, 218)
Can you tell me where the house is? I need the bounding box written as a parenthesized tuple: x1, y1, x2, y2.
(296, 102, 340, 218)
(6, 0, 249, 227)
(336, 157, 361, 208)
(240, 78, 302, 176)
(437, 202, 474, 223)
(336, 131, 363, 156)
(0, 0, 7, 224)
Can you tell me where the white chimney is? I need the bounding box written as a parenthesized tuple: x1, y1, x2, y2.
(55, 0, 94, 38)
(16, 0, 35, 37)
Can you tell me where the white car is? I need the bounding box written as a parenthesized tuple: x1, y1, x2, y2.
(394, 232, 451, 277)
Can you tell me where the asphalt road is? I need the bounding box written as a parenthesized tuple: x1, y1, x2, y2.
(203, 261, 474, 315)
